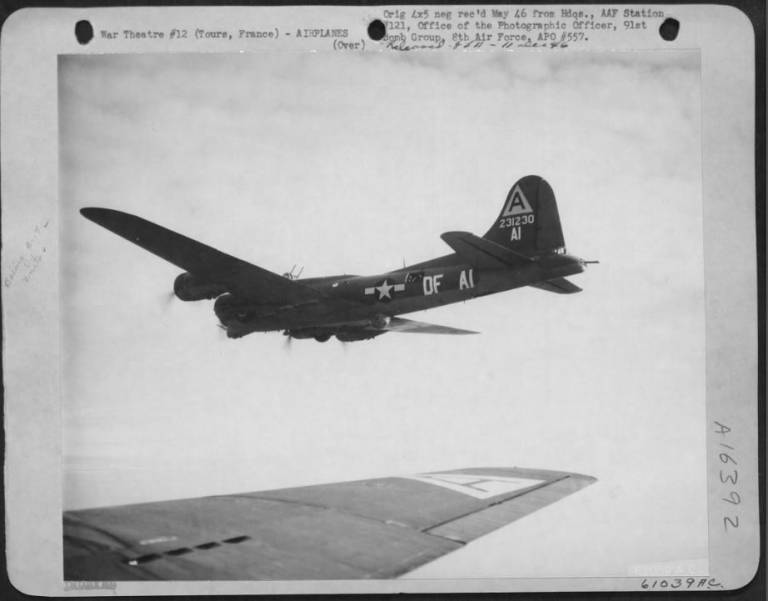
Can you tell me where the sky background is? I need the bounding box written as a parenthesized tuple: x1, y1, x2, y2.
(59, 50, 705, 578)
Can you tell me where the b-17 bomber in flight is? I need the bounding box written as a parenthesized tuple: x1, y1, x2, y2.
(81, 175, 595, 342)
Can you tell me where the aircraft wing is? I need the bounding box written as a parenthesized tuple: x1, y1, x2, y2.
(80, 208, 323, 305)
(440, 231, 535, 268)
(64, 467, 596, 581)
(530, 277, 583, 294)
(380, 317, 478, 335)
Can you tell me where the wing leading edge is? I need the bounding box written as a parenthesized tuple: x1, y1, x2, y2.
(379, 317, 478, 335)
(80, 208, 323, 305)
(64, 467, 596, 581)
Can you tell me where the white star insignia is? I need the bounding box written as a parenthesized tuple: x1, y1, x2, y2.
(375, 280, 394, 300)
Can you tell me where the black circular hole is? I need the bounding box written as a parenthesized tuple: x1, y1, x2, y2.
(75, 20, 94, 45)
(659, 18, 680, 42)
(367, 19, 386, 41)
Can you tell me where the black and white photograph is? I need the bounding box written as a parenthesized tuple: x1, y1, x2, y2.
(59, 47, 709, 581)
(0, 4, 760, 595)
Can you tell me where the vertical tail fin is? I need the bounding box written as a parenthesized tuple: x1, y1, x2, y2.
(483, 175, 566, 255)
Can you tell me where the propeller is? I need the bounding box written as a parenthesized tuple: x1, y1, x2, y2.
(282, 330, 293, 351)
(161, 290, 176, 307)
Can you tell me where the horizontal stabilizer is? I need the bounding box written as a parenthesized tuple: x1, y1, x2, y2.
(80, 208, 322, 305)
(441, 231, 534, 269)
(530, 277, 582, 294)
(383, 317, 478, 335)
(64, 467, 596, 580)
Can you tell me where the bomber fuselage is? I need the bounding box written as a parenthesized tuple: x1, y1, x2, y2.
(216, 251, 584, 337)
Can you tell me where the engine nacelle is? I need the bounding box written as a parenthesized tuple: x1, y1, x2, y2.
(214, 293, 253, 323)
(286, 327, 382, 342)
(336, 330, 385, 342)
(173, 272, 228, 301)
(370, 314, 391, 330)
(284, 328, 333, 341)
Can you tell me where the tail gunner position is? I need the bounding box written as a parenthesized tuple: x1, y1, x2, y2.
(81, 175, 596, 342)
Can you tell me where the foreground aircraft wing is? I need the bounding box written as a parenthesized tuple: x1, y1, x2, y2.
(380, 317, 478, 335)
(80, 208, 323, 305)
(530, 277, 583, 294)
(64, 467, 596, 581)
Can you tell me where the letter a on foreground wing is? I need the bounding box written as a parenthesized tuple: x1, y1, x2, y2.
(64, 467, 595, 580)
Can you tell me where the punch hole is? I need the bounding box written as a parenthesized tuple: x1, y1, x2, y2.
(75, 20, 94, 45)
(659, 18, 680, 42)
(367, 19, 386, 41)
